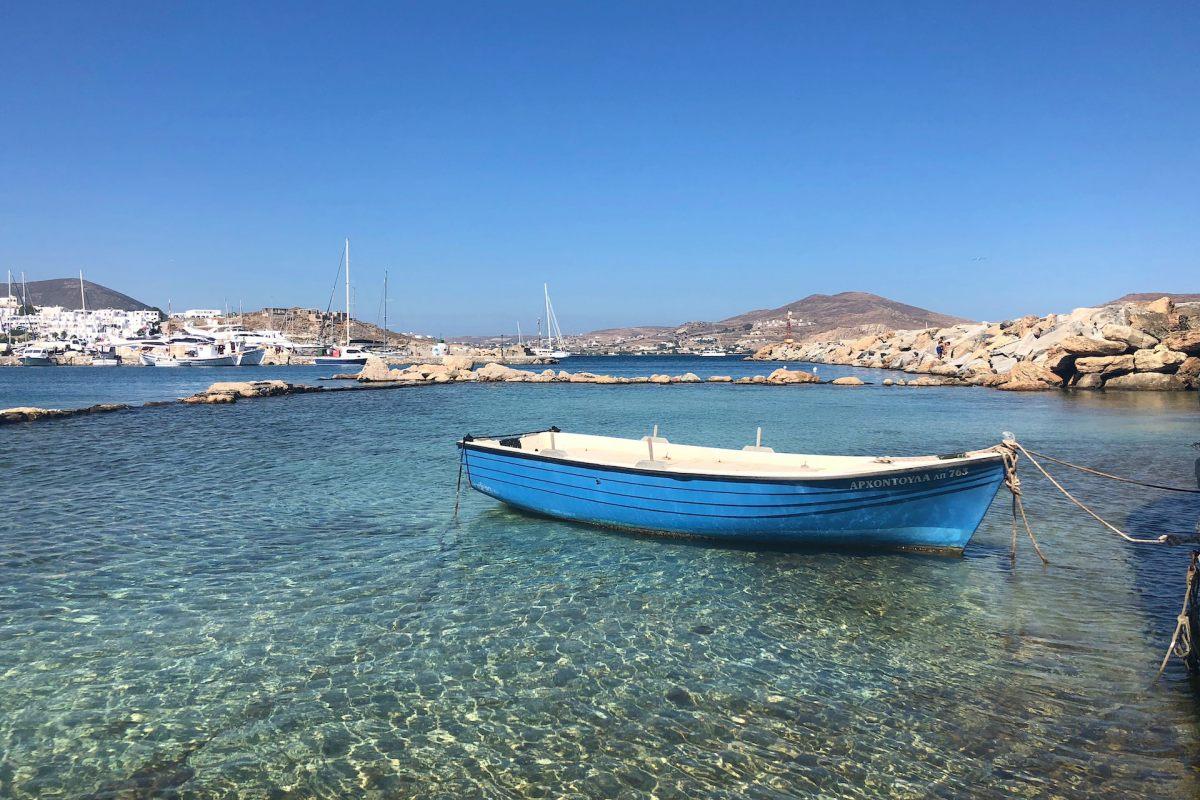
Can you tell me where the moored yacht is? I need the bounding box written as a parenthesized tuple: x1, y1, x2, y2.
(530, 283, 571, 358)
(18, 345, 54, 366)
(314, 239, 371, 369)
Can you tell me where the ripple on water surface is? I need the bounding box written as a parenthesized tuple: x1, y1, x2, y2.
(1, 379, 1198, 798)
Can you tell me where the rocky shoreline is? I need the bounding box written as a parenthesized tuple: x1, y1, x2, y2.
(750, 297, 1200, 391)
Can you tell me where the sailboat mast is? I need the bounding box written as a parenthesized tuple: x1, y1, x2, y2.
(544, 283, 551, 348)
(79, 270, 86, 312)
(344, 238, 351, 347)
(383, 268, 388, 335)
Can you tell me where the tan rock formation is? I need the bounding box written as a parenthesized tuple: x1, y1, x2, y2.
(1060, 336, 1127, 357)
(831, 376, 864, 385)
(766, 368, 820, 385)
(996, 362, 1063, 391)
(1073, 355, 1135, 375)
(1104, 372, 1186, 390)
(1132, 347, 1187, 373)
(1100, 324, 1158, 350)
(1164, 331, 1200, 355)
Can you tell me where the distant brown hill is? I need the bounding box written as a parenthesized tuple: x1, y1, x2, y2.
(19, 278, 156, 311)
(716, 291, 968, 332)
(1104, 292, 1200, 305)
(577, 291, 969, 349)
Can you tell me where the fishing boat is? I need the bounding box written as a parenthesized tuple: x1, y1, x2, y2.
(144, 343, 238, 367)
(89, 346, 122, 366)
(530, 283, 571, 359)
(314, 239, 371, 369)
(18, 345, 54, 366)
(457, 429, 1007, 553)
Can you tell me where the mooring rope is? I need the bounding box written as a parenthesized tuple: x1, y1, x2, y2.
(998, 440, 1175, 545)
(1156, 551, 1199, 682)
(997, 445, 1049, 564)
(1018, 447, 1200, 494)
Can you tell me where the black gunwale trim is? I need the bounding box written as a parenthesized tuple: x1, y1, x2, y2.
(458, 440, 1003, 485)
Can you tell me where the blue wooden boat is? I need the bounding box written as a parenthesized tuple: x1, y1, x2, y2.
(458, 429, 1008, 553)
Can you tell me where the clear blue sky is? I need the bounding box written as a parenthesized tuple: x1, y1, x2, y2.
(1, 2, 1196, 335)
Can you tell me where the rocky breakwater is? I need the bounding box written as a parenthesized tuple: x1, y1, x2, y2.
(181, 380, 320, 404)
(354, 356, 841, 387)
(751, 297, 1200, 391)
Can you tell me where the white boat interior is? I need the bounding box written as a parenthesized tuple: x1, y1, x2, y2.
(467, 430, 1001, 479)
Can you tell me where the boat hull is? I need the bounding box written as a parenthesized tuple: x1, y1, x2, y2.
(19, 356, 54, 366)
(234, 347, 266, 366)
(314, 356, 369, 367)
(460, 444, 1006, 553)
(144, 354, 237, 367)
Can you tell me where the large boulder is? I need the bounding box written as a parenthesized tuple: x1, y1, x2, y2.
(673, 373, 702, 383)
(1060, 335, 1128, 356)
(831, 376, 865, 385)
(1145, 296, 1174, 315)
(357, 355, 394, 382)
(1177, 357, 1200, 388)
(996, 362, 1063, 391)
(707, 375, 732, 382)
(1100, 324, 1158, 350)
(474, 362, 532, 382)
(202, 380, 292, 398)
(1163, 330, 1200, 355)
(1104, 372, 1187, 391)
(766, 368, 820, 385)
(1074, 354, 1135, 375)
(648, 374, 671, 384)
(990, 354, 1018, 374)
(441, 355, 476, 371)
(1042, 348, 1077, 377)
(1132, 347, 1187, 373)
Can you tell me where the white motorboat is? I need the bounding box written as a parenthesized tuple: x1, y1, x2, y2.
(19, 346, 54, 366)
(314, 344, 370, 367)
(699, 349, 727, 357)
(234, 346, 266, 366)
(144, 343, 237, 367)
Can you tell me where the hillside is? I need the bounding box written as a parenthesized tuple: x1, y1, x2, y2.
(1104, 292, 1200, 305)
(574, 292, 969, 352)
(718, 292, 967, 331)
(16, 278, 156, 311)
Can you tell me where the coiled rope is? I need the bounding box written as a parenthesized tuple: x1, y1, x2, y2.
(996, 444, 1049, 564)
(1156, 551, 1199, 682)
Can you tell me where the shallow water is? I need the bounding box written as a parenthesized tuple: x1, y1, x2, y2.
(1, 366, 1198, 797)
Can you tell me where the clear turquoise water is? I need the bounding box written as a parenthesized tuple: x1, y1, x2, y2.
(1, 362, 1199, 797)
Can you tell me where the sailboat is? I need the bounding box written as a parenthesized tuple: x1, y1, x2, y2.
(530, 283, 571, 358)
(315, 239, 371, 368)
